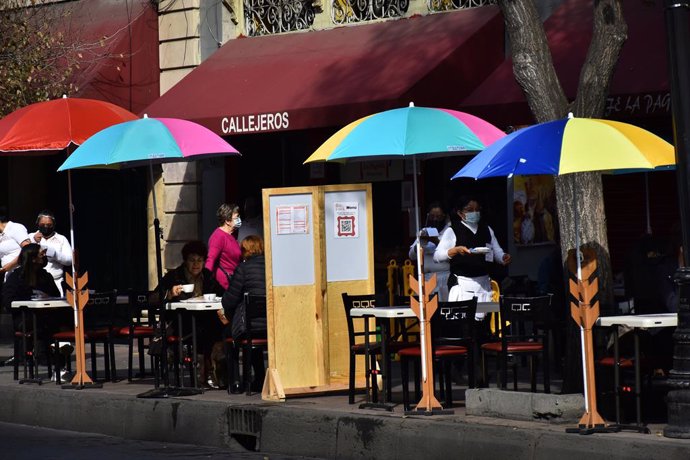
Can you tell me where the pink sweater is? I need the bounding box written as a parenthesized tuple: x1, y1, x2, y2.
(205, 227, 241, 290)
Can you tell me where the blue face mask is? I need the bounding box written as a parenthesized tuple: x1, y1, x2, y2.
(233, 217, 242, 229)
(463, 211, 480, 224)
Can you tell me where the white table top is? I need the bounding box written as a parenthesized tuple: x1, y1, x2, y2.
(350, 301, 499, 318)
(167, 300, 222, 311)
(350, 306, 415, 318)
(11, 295, 128, 309)
(597, 313, 677, 328)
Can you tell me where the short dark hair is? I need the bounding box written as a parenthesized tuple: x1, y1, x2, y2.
(181, 240, 208, 261)
(0, 206, 8, 223)
(456, 195, 479, 211)
(216, 203, 239, 226)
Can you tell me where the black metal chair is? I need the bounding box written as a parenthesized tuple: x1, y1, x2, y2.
(342, 293, 381, 404)
(242, 293, 267, 395)
(226, 293, 268, 395)
(117, 290, 156, 381)
(481, 294, 553, 393)
(52, 290, 118, 383)
(399, 298, 478, 410)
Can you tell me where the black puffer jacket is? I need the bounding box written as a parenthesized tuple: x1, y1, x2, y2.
(222, 255, 266, 332)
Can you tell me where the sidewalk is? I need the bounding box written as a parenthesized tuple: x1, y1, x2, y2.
(0, 340, 688, 459)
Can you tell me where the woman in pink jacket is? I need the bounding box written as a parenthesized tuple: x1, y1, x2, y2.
(205, 203, 242, 290)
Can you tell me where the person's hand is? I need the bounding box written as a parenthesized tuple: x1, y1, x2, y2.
(502, 253, 512, 265)
(34, 232, 43, 243)
(217, 309, 229, 325)
(448, 246, 470, 258)
(171, 285, 183, 297)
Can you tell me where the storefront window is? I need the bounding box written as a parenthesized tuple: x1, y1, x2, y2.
(244, 0, 316, 36)
(331, 0, 409, 25)
(427, 0, 496, 13)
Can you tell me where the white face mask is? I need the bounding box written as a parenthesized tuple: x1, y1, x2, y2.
(463, 211, 480, 224)
(233, 217, 242, 229)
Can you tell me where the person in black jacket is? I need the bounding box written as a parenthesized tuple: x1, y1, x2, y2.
(156, 240, 224, 388)
(220, 234, 266, 393)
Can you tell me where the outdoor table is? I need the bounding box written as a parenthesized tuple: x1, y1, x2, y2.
(10, 295, 128, 383)
(596, 313, 677, 432)
(350, 302, 500, 410)
(166, 299, 222, 390)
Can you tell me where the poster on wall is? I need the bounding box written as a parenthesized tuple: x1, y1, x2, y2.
(513, 175, 558, 245)
(334, 201, 359, 238)
(276, 204, 309, 235)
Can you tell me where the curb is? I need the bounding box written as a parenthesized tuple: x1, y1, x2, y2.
(1, 385, 689, 459)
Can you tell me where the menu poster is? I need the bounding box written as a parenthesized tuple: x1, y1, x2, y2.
(334, 201, 359, 238)
(276, 204, 309, 235)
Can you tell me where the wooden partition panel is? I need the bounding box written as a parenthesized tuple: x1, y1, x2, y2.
(262, 184, 373, 398)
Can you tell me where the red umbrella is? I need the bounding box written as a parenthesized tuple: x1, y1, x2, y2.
(0, 95, 137, 251)
(0, 96, 137, 387)
(0, 96, 137, 153)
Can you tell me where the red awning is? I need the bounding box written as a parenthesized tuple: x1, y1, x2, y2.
(461, 0, 674, 127)
(143, 9, 504, 135)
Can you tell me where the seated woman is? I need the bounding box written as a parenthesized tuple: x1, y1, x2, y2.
(156, 240, 224, 388)
(220, 235, 266, 394)
(2, 244, 68, 365)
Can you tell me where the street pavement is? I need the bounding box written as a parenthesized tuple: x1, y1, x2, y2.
(0, 421, 318, 459)
(0, 340, 689, 459)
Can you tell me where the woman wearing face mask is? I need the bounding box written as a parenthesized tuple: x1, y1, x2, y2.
(409, 202, 451, 301)
(205, 203, 242, 291)
(434, 196, 511, 310)
(29, 210, 72, 296)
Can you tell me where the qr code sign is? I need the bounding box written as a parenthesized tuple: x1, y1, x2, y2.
(337, 216, 356, 237)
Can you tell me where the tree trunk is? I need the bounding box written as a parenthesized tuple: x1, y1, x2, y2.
(498, 0, 627, 393)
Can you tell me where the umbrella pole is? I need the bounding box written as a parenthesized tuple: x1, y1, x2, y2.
(572, 186, 589, 409)
(147, 162, 168, 390)
(645, 173, 652, 234)
(149, 163, 163, 283)
(67, 170, 80, 372)
(412, 158, 427, 382)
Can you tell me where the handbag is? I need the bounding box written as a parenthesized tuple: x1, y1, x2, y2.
(231, 302, 248, 340)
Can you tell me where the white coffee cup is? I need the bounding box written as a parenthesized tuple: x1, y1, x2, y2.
(203, 293, 216, 301)
(181, 284, 194, 293)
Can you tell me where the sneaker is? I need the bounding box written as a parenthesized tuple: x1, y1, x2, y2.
(51, 368, 71, 382)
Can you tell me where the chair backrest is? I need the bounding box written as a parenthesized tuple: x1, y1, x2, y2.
(127, 290, 154, 326)
(84, 290, 118, 328)
(244, 293, 267, 320)
(498, 294, 553, 342)
(341, 293, 377, 348)
(433, 298, 478, 345)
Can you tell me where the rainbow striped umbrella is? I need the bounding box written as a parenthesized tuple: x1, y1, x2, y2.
(452, 116, 674, 180)
(305, 105, 505, 395)
(305, 105, 505, 162)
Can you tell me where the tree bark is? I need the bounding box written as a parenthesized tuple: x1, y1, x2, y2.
(498, 0, 627, 393)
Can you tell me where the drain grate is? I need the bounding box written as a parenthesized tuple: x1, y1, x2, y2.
(227, 407, 262, 436)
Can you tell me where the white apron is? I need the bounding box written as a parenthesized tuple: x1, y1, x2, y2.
(448, 274, 492, 320)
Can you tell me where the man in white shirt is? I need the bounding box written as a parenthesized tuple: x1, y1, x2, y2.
(409, 202, 451, 301)
(0, 206, 30, 280)
(29, 210, 72, 296)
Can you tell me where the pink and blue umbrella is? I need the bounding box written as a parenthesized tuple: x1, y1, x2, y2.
(58, 116, 239, 170)
(57, 115, 240, 284)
